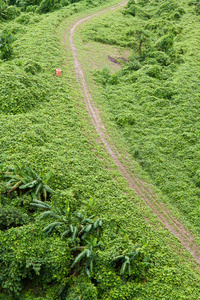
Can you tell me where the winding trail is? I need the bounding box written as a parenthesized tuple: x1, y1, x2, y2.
(69, 0, 200, 266)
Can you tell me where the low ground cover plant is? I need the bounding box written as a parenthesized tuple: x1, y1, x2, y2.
(0, 0, 200, 298)
(82, 0, 200, 231)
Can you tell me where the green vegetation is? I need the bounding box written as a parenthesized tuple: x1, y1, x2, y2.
(2, 164, 53, 200)
(0, 0, 200, 299)
(81, 0, 200, 232)
(0, 30, 15, 60)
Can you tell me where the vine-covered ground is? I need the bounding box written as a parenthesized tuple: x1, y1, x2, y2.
(0, 0, 200, 299)
(80, 0, 200, 233)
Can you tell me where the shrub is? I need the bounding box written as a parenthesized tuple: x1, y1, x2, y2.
(0, 224, 72, 296)
(128, 60, 141, 71)
(146, 65, 162, 79)
(0, 70, 48, 114)
(156, 34, 174, 53)
(0, 205, 29, 230)
(66, 277, 98, 300)
(157, 0, 178, 16)
(24, 59, 43, 74)
(2, 164, 53, 201)
(0, 30, 15, 61)
(2, 5, 21, 20)
(115, 112, 136, 127)
(195, 3, 200, 14)
(16, 12, 33, 24)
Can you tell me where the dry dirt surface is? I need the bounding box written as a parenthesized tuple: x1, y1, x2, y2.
(69, 0, 200, 267)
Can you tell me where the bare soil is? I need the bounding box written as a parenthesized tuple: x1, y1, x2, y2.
(68, 0, 200, 267)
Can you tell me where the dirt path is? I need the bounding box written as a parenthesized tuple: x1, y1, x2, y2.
(69, 0, 200, 266)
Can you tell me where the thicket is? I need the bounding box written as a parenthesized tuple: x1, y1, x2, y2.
(81, 0, 200, 232)
(0, 0, 200, 298)
(0, 0, 82, 19)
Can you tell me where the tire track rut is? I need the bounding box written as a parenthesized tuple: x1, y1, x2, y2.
(69, 0, 200, 266)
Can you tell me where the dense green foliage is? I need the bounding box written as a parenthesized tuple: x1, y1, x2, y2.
(2, 164, 53, 200)
(0, 0, 200, 298)
(82, 0, 200, 232)
(0, 30, 15, 60)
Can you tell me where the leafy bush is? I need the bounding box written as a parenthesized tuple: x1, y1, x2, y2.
(2, 164, 53, 201)
(0, 69, 48, 114)
(24, 59, 43, 74)
(0, 223, 72, 296)
(31, 199, 102, 240)
(0, 0, 7, 20)
(156, 34, 174, 53)
(65, 276, 98, 300)
(115, 112, 136, 127)
(195, 3, 200, 14)
(2, 5, 21, 20)
(145, 64, 162, 79)
(0, 205, 29, 230)
(0, 30, 15, 60)
(111, 242, 154, 278)
(157, 0, 178, 16)
(16, 12, 33, 24)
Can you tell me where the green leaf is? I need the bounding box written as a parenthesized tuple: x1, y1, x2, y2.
(44, 170, 52, 183)
(113, 255, 124, 261)
(85, 224, 92, 232)
(120, 261, 127, 275)
(35, 183, 42, 196)
(72, 226, 78, 242)
(31, 192, 38, 200)
(43, 184, 54, 193)
(8, 181, 22, 194)
(61, 229, 70, 239)
(69, 224, 74, 233)
(128, 264, 131, 275)
(20, 180, 38, 189)
(39, 211, 60, 220)
(85, 267, 91, 277)
(43, 222, 62, 234)
(83, 218, 92, 224)
(94, 219, 99, 229)
(71, 250, 86, 268)
(90, 259, 93, 273)
(41, 187, 46, 200)
(86, 249, 91, 257)
(30, 199, 52, 209)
